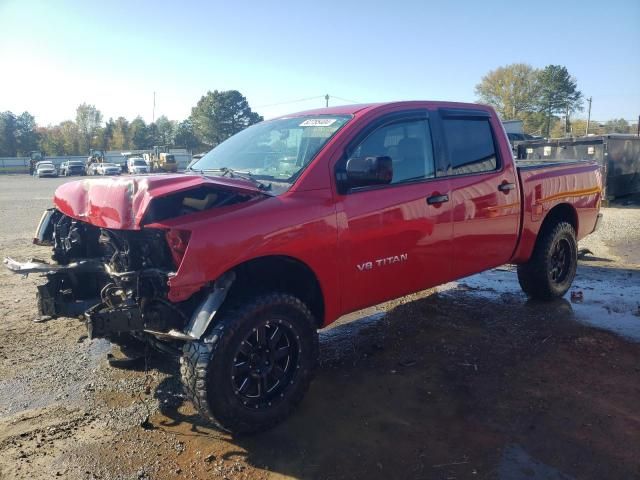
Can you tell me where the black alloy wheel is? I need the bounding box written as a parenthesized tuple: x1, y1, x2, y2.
(180, 293, 319, 433)
(517, 221, 578, 300)
(549, 238, 571, 284)
(231, 320, 300, 409)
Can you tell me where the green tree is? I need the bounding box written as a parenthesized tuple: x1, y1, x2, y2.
(14, 112, 40, 155)
(129, 117, 149, 149)
(568, 118, 589, 137)
(102, 118, 116, 150)
(39, 125, 66, 155)
(538, 65, 583, 137)
(520, 111, 548, 136)
(604, 118, 630, 134)
(91, 126, 107, 150)
(190, 90, 262, 146)
(475, 63, 541, 120)
(59, 121, 81, 155)
(111, 117, 130, 150)
(173, 119, 199, 150)
(155, 115, 175, 145)
(38, 121, 82, 155)
(76, 103, 103, 153)
(550, 118, 567, 138)
(146, 122, 160, 146)
(0, 111, 18, 156)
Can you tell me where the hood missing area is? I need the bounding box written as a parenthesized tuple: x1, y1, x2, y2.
(141, 185, 260, 224)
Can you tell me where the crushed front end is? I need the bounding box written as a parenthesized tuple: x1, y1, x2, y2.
(4, 175, 265, 352)
(5, 208, 189, 346)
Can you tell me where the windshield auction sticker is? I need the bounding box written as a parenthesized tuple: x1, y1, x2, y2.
(299, 118, 337, 127)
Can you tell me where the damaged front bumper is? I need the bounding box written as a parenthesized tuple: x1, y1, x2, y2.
(5, 200, 238, 347)
(4, 256, 235, 345)
(4, 257, 104, 275)
(5, 257, 104, 318)
(5, 255, 156, 338)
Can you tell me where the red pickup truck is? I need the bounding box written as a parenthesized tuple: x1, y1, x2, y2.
(5, 101, 602, 433)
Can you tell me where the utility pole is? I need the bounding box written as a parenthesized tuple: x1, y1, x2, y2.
(637, 115, 639, 137)
(325, 94, 329, 108)
(585, 97, 592, 136)
(152, 91, 156, 123)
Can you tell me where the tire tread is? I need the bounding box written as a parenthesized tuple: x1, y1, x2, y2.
(517, 221, 577, 300)
(180, 293, 318, 434)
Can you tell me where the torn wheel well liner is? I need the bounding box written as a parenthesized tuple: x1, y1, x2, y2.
(223, 256, 325, 327)
(540, 203, 578, 234)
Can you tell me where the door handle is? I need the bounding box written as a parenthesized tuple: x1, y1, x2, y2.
(498, 182, 516, 193)
(426, 194, 449, 205)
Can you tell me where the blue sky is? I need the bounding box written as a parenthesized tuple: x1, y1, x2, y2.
(1, 0, 638, 125)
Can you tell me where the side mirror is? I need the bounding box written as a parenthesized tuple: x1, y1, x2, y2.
(343, 156, 393, 189)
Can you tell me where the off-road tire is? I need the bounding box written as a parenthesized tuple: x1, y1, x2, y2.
(517, 221, 577, 300)
(180, 293, 319, 434)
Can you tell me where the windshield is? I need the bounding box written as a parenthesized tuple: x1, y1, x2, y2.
(132, 159, 146, 166)
(69, 161, 83, 166)
(191, 115, 351, 188)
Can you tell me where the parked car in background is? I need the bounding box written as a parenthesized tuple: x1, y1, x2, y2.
(35, 162, 57, 178)
(127, 157, 150, 174)
(96, 163, 122, 176)
(59, 160, 86, 176)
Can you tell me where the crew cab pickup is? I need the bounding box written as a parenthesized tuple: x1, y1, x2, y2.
(5, 101, 602, 433)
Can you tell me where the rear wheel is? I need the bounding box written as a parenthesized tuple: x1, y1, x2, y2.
(517, 221, 577, 300)
(180, 293, 318, 434)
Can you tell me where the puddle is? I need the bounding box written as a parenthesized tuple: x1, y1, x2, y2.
(570, 268, 640, 341)
(442, 265, 640, 342)
(499, 444, 574, 480)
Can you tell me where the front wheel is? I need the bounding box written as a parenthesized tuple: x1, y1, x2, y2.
(180, 293, 319, 434)
(517, 221, 578, 300)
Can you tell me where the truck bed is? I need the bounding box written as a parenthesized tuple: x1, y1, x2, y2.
(516, 159, 587, 169)
(511, 159, 603, 263)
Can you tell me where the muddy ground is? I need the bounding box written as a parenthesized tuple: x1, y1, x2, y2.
(0, 175, 639, 480)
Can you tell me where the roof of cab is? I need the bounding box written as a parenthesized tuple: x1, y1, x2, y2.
(276, 103, 382, 118)
(276, 101, 492, 119)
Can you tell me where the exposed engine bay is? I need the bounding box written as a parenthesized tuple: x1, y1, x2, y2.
(4, 183, 256, 351)
(30, 209, 187, 344)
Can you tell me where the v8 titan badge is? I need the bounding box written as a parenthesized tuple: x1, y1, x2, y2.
(357, 254, 408, 272)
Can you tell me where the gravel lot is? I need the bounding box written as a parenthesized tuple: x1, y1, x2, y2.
(0, 174, 639, 480)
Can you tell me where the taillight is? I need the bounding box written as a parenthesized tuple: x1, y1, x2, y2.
(165, 229, 191, 267)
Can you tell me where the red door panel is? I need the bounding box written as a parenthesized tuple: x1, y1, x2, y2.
(337, 179, 452, 314)
(442, 114, 520, 278)
(449, 167, 520, 278)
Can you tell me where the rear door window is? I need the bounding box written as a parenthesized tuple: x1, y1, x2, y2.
(442, 119, 498, 176)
